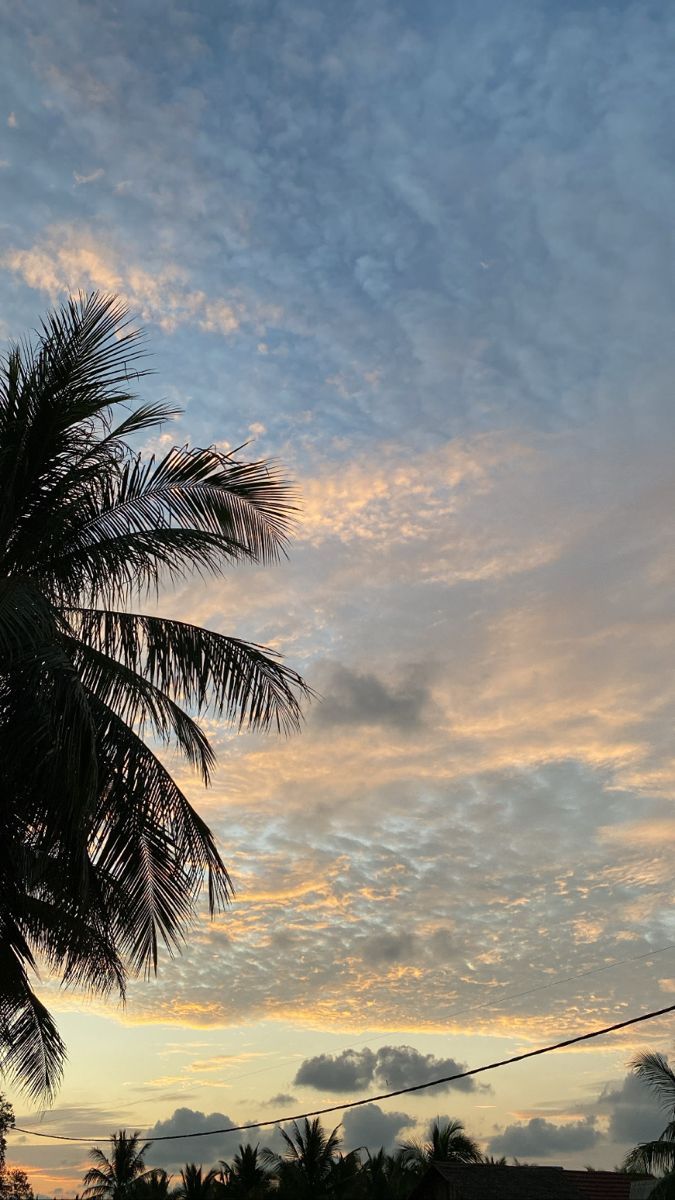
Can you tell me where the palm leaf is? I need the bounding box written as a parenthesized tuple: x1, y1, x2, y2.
(90, 698, 231, 971)
(46, 446, 297, 605)
(69, 636, 216, 781)
(631, 1052, 675, 1112)
(72, 608, 311, 733)
(623, 1138, 675, 1175)
(0, 294, 145, 549)
(0, 927, 66, 1101)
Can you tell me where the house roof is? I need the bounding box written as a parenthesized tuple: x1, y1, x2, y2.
(564, 1170, 636, 1200)
(409, 1163, 649, 1200)
(410, 1163, 585, 1199)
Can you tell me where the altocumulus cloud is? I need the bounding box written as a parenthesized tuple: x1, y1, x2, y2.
(488, 1116, 599, 1158)
(294, 1045, 476, 1094)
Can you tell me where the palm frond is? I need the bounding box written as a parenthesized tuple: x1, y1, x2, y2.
(623, 1138, 675, 1175)
(69, 636, 215, 781)
(72, 608, 312, 733)
(0, 294, 146, 549)
(0, 927, 66, 1100)
(17, 890, 125, 999)
(0, 640, 99, 831)
(90, 698, 232, 971)
(632, 1052, 675, 1112)
(47, 446, 298, 605)
(0, 577, 61, 662)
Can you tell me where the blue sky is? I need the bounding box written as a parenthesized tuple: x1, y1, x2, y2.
(2, 0, 675, 1191)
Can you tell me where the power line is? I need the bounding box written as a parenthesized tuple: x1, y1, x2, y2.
(434, 940, 675, 1024)
(13, 999, 675, 1144)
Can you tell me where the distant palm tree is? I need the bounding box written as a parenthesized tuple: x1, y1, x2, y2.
(220, 1145, 269, 1197)
(133, 1170, 172, 1200)
(361, 1148, 416, 1200)
(623, 1052, 675, 1197)
(401, 1118, 482, 1172)
(82, 1130, 150, 1200)
(326, 1150, 363, 1199)
(173, 1164, 220, 1200)
(263, 1118, 342, 1197)
(0, 293, 310, 1098)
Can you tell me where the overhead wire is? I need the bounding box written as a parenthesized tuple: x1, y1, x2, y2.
(13, 999, 675, 1144)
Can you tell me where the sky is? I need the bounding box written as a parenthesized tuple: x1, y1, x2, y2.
(2, 0, 675, 1191)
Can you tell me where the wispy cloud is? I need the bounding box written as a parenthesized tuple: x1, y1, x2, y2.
(73, 167, 104, 186)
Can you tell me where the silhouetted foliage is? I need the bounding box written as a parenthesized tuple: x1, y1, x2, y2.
(623, 1052, 675, 1196)
(262, 1118, 343, 1198)
(400, 1119, 482, 1172)
(220, 1145, 270, 1198)
(173, 1165, 220, 1200)
(133, 1170, 172, 1200)
(82, 1131, 151, 1200)
(0, 1169, 35, 1200)
(0, 294, 310, 1098)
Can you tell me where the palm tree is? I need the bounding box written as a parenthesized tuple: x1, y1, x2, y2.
(133, 1170, 172, 1200)
(82, 1131, 151, 1200)
(263, 1118, 342, 1197)
(326, 1150, 363, 1199)
(220, 1145, 269, 1197)
(0, 293, 310, 1098)
(173, 1165, 220, 1200)
(401, 1118, 482, 1172)
(623, 1052, 675, 1197)
(361, 1148, 416, 1200)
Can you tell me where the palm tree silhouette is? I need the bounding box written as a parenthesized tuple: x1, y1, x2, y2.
(623, 1052, 675, 1197)
(220, 1144, 269, 1197)
(0, 293, 310, 1097)
(133, 1170, 172, 1200)
(401, 1118, 482, 1171)
(82, 1130, 151, 1200)
(362, 1148, 417, 1200)
(173, 1164, 220, 1200)
(263, 1117, 342, 1197)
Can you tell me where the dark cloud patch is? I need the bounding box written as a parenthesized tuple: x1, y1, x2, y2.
(488, 1117, 599, 1157)
(599, 1072, 665, 1145)
(374, 1046, 477, 1093)
(341, 1103, 414, 1153)
(294, 1045, 475, 1094)
(295, 1048, 377, 1092)
(313, 665, 430, 731)
(361, 931, 418, 964)
(266, 1093, 297, 1107)
(145, 1108, 240, 1168)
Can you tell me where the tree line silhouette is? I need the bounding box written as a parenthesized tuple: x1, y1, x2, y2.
(75, 1119, 485, 1200)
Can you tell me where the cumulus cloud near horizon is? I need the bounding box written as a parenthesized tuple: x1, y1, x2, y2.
(341, 1103, 415, 1153)
(488, 1116, 599, 1158)
(145, 1107, 241, 1168)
